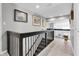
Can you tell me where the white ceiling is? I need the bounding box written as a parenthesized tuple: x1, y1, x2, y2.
(14, 3, 72, 18)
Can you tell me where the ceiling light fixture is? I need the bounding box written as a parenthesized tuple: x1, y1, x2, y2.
(50, 18, 55, 21)
(36, 5, 40, 9)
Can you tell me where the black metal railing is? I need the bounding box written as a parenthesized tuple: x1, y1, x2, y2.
(7, 30, 54, 56)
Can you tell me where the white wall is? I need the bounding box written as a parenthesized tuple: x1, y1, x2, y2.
(73, 3, 79, 56)
(53, 18, 70, 29)
(2, 3, 46, 51)
(70, 11, 74, 52)
(54, 22, 70, 29)
(70, 3, 79, 56)
(2, 3, 44, 33)
(0, 3, 2, 53)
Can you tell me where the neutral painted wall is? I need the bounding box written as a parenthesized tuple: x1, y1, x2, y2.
(53, 18, 70, 29)
(54, 22, 70, 29)
(2, 3, 46, 51)
(70, 17, 74, 50)
(70, 3, 79, 56)
(0, 3, 2, 53)
(73, 3, 79, 56)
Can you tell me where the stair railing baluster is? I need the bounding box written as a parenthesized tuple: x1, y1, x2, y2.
(32, 36, 34, 55)
(25, 38, 26, 56)
(30, 37, 32, 56)
(7, 30, 54, 56)
(28, 37, 29, 56)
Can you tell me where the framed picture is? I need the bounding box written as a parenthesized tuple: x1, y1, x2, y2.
(32, 16, 41, 26)
(14, 9, 28, 22)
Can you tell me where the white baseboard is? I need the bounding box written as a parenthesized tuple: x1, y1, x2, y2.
(0, 50, 7, 54)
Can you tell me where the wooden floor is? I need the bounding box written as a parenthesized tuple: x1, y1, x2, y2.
(38, 37, 74, 56)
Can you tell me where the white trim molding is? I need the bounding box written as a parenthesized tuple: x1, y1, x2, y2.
(0, 50, 7, 54)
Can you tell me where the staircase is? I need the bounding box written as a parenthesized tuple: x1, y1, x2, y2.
(33, 38, 53, 56)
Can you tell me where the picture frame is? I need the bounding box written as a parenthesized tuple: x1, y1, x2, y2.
(32, 16, 41, 26)
(14, 9, 28, 22)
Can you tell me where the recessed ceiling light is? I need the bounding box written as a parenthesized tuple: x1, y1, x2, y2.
(50, 18, 55, 21)
(36, 5, 40, 9)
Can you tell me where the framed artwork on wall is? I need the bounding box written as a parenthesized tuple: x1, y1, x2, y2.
(14, 9, 28, 22)
(32, 16, 41, 26)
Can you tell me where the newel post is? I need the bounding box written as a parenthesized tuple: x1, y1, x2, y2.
(45, 32, 47, 47)
(19, 34, 23, 56)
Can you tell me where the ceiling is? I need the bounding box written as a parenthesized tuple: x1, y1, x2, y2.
(14, 3, 72, 18)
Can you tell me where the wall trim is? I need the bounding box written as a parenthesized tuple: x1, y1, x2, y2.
(0, 50, 7, 54)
